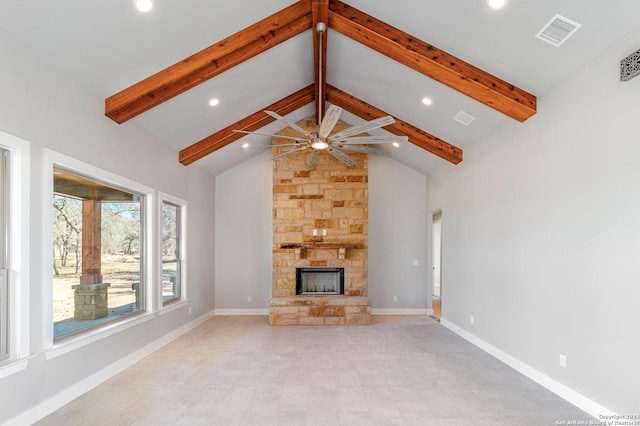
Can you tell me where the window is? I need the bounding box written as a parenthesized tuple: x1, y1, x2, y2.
(52, 167, 146, 339)
(0, 130, 29, 370)
(160, 196, 186, 306)
(0, 148, 8, 361)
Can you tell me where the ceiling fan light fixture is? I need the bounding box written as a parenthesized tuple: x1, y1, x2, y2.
(134, 0, 153, 12)
(311, 140, 329, 150)
(487, 0, 507, 9)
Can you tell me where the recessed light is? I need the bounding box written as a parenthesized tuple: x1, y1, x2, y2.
(134, 0, 153, 12)
(422, 97, 433, 106)
(487, 0, 507, 9)
(392, 142, 400, 148)
(208, 98, 220, 107)
(241, 143, 250, 149)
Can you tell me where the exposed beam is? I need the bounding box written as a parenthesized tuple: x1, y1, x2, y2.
(328, 0, 536, 122)
(106, 0, 313, 124)
(312, 0, 329, 125)
(179, 85, 315, 166)
(326, 85, 463, 164)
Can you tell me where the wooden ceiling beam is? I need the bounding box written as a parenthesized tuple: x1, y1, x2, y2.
(106, 0, 313, 124)
(312, 0, 329, 125)
(326, 85, 463, 164)
(179, 85, 315, 166)
(328, 0, 536, 122)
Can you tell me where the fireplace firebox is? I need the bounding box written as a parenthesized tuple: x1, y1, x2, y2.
(296, 268, 344, 295)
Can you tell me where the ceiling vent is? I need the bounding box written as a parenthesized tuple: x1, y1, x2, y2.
(453, 111, 475, 126)
(535, 14, 581, 47)
(620, 48, 640, 82)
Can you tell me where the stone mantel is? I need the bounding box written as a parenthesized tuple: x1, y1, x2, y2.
(276, 242, 365, 249)
(275, 242, 365, 260)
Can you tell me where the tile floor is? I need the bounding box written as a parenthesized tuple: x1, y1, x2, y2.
(36, 315, 593, 425)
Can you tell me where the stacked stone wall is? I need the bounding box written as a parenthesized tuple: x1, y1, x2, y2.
(270, 116, 370, 325)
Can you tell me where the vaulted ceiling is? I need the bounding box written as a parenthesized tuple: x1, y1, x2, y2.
(2, 0, 639, 176)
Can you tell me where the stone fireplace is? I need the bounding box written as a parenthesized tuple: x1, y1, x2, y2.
(270, 116, 371, 325)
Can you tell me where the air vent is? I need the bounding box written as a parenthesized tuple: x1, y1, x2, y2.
(535, 14, 581, 47)
(620, 48, 640, 82)
(453, 111, 475, 126)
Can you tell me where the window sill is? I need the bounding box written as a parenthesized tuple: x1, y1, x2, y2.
(159, 299, 189, 316)
(45, 312, 155, 360)
(0, 355, 37, 379)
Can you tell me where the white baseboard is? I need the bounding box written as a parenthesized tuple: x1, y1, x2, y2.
(440, 318, 615, 419)
(371, 308, 428, 315)
(214, 308, 269, 316)
(5, 309, 216, 426)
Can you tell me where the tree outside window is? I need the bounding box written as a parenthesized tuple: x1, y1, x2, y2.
(161, 201, 182, 305)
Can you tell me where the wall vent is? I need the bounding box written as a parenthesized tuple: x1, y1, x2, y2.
(620, 48, 640, 81)
(535, 14, 581, 47)
(453, 111, 475, 126)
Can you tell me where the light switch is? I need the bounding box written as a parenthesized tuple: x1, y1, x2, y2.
(412, 259, 419, 266)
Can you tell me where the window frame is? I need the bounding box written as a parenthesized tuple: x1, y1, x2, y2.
(157, 192, 187, 311)
(0, 148, 8, 361)
(43, 149, 154, 353)
(0, 130, 30, 374)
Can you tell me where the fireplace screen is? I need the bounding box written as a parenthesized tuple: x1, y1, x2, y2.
(296, 268, 344, 295)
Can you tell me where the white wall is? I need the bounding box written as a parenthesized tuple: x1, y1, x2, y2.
(369, 156, 429, 312)
(0, 27, 215, 424)
(214, 151, 429, 313)
(215, 152, 273, 312)
(427, 26, 640, 414)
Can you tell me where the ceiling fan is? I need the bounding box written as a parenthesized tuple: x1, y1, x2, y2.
(234, 21, 408, 169)
(235, 105, 408, 168)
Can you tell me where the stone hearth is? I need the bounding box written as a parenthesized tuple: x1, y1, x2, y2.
(270, 296, 370, 326)
(270, 116, 370, 325)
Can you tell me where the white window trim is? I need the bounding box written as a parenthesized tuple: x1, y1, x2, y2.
(0, 130, 31, 373)
(42, 149, 154, 352)
(157, 192, 187, 311)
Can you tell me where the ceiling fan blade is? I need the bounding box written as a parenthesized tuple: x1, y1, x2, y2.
(307, 149, 320, 169)
(327, 116, 396, 142)
(335, 135, 408, 144)
(318, 105, 342, 139)
(336, 145, 391, 156)
(264, 110, 311, 138)
(327, 146, 356, 167)
(233, 130, 311, 143)
(266, 143, 308, 147)
(272, 146, 309, 160)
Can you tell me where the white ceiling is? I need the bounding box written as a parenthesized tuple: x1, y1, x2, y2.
(1, 0, 639, 176)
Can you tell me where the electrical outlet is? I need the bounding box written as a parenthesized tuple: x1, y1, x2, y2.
(412, 259, 419, 266)
(470, 315, 475, 325)
(559, 354, 567, 368)
(393, 296, 398, 303)
(247, 296, 251, 303)
(322, 229, 327, 236)
(188, 306, 192, 314)
(312, 229, 318, 236)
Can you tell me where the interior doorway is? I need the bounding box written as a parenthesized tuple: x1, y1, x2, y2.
(431, 211, 442, 320)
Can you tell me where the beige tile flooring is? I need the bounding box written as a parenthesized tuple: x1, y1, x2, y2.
(37, 315, 592, 426)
